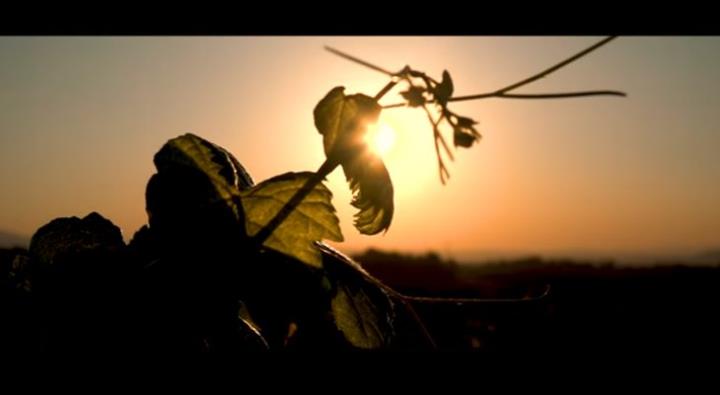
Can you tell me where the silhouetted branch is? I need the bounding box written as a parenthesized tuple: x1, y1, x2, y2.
(494, 36, 619, 94)
(423, 104, 451, 184)
(328, 37, 627, 108)
(382, 90, 628, 108)
(326, 37, 626, 185)
(324, 46, 395, 76)
(374, 79, 399, 100)
(401, 299, 438, 349)
(403, 285, 551, 305)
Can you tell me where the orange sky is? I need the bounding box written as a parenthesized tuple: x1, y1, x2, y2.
(1, 36, 719, 261)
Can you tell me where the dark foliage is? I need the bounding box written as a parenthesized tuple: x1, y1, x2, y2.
(0, 135, 403, 352)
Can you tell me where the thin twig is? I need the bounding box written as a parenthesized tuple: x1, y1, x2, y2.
(382, 90, 627, 108)
(318, 242, 551, 350)
(324, 46, 395, 76)
(403, 285, 551, 305)
(437, 128, 454, 163)
(340, 250, 552, 306)
(374, 79, 398, 101)
(452, 90, 627, 101)
(434, 110, 455, 162)
(328, 37, 626, 109)
(402, 299, 438, 349)
(495, 36, 618, 94)
(423, 105, 449, 184)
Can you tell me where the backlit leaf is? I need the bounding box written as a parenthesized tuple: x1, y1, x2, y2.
(313, 86, 381, 160)
(344, 151, 394, 235)
(240, 172, 344, 268)
(313, 87, 394, 235)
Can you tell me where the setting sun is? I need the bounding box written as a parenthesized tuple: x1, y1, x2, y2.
(365, 122, 396, 156)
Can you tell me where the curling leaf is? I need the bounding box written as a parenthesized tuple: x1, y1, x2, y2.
(452, 115, 481, 147)
(240, 172, 343, 268)
(453, 129, 477, 148)
(456, 115, 477, 129)
(433, 70, 454, 105)
(313, 87, 395, 235)
(400, 86, 427, 107)
(345, 151, 394, 234)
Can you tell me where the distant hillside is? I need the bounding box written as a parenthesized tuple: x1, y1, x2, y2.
(0, 230, 29, 248)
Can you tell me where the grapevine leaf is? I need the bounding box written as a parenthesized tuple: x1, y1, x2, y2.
(331, 285, 388, 348)
(345, 151, 394, 235)
(313, 87, 395, 235)
(153, 133, 252, 221)
(155, 133, 254, 191)
(318, 243, 395, 349)
(313, 86, 380, 160)
(240, 172, 344, 268)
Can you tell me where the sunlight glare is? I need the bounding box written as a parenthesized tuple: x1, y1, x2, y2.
(365, 122, 396, 156)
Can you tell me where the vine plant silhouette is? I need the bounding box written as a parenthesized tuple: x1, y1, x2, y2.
(224, 36, 625, 348)
(9, 37, 626, 351)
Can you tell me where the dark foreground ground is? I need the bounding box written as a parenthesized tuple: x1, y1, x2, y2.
(3, 244, 720, 354)
(353, 249, 720, 355)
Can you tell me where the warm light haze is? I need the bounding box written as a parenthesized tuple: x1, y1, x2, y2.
(1, 36, 719, 262)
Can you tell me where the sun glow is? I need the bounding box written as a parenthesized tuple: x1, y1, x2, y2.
(365, 122, 396, 156)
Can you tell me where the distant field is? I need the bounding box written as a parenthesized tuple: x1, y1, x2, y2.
(353, 249, 720, 353)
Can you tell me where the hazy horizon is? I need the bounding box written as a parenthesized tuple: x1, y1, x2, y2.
(2, 36, 719, 262)
(2, 225, 718, 265)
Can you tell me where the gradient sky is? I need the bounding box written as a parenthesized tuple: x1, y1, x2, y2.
(1, 36, 719, 261)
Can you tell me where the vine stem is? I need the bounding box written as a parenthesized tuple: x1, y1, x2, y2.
(324, 46, 394, 76)
(401, 299, 438, 349)
(365, 268, 550, 350)
(450, 90, 627, 102)
(381, 90, 627, 109)
(401, 286, 551, 305)
(423, 104, 450, 184)
(494, 36, 618, 94)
